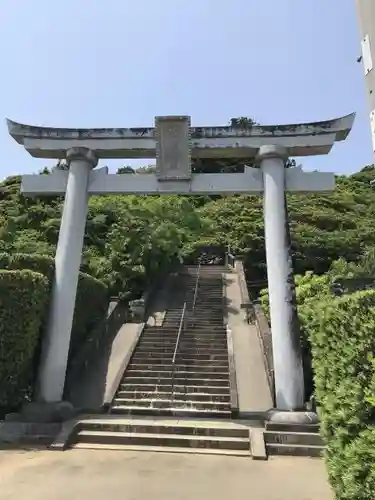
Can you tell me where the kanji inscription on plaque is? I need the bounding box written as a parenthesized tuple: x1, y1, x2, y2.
(155, 115, 191, 180)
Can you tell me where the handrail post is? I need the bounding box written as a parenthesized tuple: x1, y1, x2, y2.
(192, 262, 201, 315)
(171, 301, 187, 400)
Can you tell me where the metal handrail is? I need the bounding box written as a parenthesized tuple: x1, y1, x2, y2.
(172, 301, 187, 365)
(192, 262, 201, 314)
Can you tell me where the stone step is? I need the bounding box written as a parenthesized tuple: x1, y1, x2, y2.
(266, 443, 324, 458)
(124, 373, 229, 382)
(164, 312, 223, 325)
(182, 305, 223, 309)
(183, 307, 224, 312)
(135, 347, 228, 355)
(180, 324, 225, 328)
(140, 340, 227, 347)
(132, 354, 228, 365)
(116, 391, 230, 402)
(264, 431, 324, 447)
(137, 342, 228, 349)
(136, 346, 228, 353)
(141, 333, 227, 339)
(120, 384, 230, 394)
(132, 353, 229, 362)
(130, 360, 229, 369)
(142, 330, 227, 335)
(135, 346, 228, 359)
(144, 326, 226, 332)
(126, 366, 229, 375)
(110, 406, 231, 418)
(74, 430, 249, 451)
(142, 328, 227, 333)
(72, 442, 250, 456)
(78, 417, 248, 438)
(139, 339, 227, 346)
(165, 310, 223, 315)
(112, 398, 230, 411)
(141, 331, 227, 338)
(122, 377, 229, 386)
(264, 422, 320, 434)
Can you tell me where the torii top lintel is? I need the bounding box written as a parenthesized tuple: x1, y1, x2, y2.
(6, 113, 355, 160)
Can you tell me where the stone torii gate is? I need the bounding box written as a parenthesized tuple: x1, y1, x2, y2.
(7, 114, 354, 414)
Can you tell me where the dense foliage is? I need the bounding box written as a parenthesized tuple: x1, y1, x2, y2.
(2, 165, 375, 294)
(260, 255, 375, 499)
(0, 270, 49, 413)
(0, 253, 108, 413)
(302, 288, 375, 500)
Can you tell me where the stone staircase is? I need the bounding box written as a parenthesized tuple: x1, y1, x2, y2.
(66, 264, 325, 458)
(69, 265, 248, 454)
(69, 416, 252, 456)
(109, 265, 231, 417)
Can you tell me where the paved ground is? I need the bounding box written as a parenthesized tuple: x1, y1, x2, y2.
(0, 448, 332, 500)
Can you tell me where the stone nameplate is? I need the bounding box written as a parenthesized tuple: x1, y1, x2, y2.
(155, 115, 191, 181)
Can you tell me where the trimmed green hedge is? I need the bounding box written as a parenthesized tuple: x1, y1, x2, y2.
(0, 253, 54, 281)
(0, 270, 49, 411)
(301, 290, 375, 500)
(0, 253, 108, 412)
(0, 253, 108, 357)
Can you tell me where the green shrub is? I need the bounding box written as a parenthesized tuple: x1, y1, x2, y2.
(0, 252, 54, 280)
(0, 253, 108, 405)
(326, 429, 375, 500)
(303, 290, 375, 500)
(0, 270, 49, 412)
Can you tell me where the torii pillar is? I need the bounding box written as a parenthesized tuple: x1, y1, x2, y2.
(6, 114, 355, 416)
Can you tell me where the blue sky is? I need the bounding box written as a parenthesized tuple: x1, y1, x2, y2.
(0, 0, 371, 178)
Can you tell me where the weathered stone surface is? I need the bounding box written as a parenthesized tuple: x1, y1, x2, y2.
(266, 409, 319, 425)
(0, 421, 61, 444)
(155, 116, 191, 180)
(6, 113, 355, 159)
(19, 401, 77, 423)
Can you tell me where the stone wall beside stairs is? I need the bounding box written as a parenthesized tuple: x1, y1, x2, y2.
(224, 268, 273, 418)
(64, 273, 177, 412)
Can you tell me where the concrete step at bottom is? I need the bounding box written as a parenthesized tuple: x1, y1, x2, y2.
(266, 443, 324, 458)
(71, 442, 250, 457)
(74, 430, 250, 452)
(78, 419, 248, 439)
